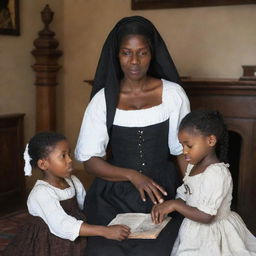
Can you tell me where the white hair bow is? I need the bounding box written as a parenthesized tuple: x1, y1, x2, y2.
(24, 144, 32, 176)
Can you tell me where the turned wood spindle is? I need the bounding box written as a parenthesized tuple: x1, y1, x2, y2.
(31, 5, 63, 132)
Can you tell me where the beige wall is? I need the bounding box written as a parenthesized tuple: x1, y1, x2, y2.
(0, 0, 63, 189)
(0, 0, 63, 140)
(62, 0, 256, 171)
(1, 0, 256, 187)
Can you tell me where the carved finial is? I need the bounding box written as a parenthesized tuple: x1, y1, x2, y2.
(32, 4, 61, 50)
(41, 4, 54, 27)
(36, 4, 55, 40)
(31, 5, 63, 131)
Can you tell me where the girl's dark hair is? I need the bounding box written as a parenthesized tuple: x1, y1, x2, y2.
(28, 131, 66, 168)
(179, 109, 229, 162)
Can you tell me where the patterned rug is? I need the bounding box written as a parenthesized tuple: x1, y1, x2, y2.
(0, 210, 29, 252)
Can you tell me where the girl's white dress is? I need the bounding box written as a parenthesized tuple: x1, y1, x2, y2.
(27, 175, 86, 241)
(171, 163, 256, 256)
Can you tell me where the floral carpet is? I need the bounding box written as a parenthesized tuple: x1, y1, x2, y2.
(0, 210, 29, 253)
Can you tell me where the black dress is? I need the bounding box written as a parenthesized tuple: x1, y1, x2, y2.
(84, 120, 183, 256)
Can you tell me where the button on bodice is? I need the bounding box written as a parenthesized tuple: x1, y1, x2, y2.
(108, 120, 170, 178)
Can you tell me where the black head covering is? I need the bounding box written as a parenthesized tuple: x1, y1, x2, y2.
(91, 16, 181, 134)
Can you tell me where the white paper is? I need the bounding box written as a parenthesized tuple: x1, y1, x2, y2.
(108, 213, 171, 239)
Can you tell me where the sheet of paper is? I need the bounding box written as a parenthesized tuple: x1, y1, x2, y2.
(108, 213, 147, 232)
(108, 213, 171, 239)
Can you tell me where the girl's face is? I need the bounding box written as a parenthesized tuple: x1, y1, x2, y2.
(178, 128, 216, 165)
(118, 34, 151, 81)
(42, 140, 73, 179)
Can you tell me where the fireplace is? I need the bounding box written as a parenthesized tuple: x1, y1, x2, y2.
(182, 78, 256, 235)
(227, 131, 242, 211)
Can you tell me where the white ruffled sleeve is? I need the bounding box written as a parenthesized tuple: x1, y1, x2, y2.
(75, 89, 109, 162)
(27, 185, 83, 241)
(163, 81, 190, 155)
(197, 164, 232, 215)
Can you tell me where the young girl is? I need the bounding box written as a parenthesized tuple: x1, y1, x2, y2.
(3, 131, 130, 256)
(151, 109, 256, 255)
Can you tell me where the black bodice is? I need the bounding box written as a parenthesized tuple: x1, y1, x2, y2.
(109, 120, 170, 178)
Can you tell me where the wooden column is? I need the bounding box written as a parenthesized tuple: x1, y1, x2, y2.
(31, 5, 62, 132)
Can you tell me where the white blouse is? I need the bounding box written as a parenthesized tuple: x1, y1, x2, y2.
(75, 79, 190, 162)
(27, 175, 86, 241)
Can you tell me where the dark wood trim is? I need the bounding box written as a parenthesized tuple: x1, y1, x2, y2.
(180, 78, 256, 96)
(132, 0, 256, 9)
(0, 113, 26, 215)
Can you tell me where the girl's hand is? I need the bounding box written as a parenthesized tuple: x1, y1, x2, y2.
(128, 171, 167, 204)
(151, 200, 176, 224)
(104, 225, 131, 241)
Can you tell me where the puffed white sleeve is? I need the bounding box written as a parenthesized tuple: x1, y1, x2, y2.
(197, 165, 232, 215)
(75, 89, 109, 162)
(27, 185, 83, 241)
(70, 175, 86, 210)
(165, 82, 190, 155)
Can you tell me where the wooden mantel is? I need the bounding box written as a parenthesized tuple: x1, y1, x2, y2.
(181, 78, 256, 96)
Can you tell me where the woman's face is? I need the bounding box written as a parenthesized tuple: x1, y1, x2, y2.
(118, 34, 152, 81)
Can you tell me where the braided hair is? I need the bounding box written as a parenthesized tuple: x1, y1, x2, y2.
(179, 109, 229, 162)
(28, 131, 66, 168)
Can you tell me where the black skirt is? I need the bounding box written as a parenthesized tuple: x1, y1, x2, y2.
(84, 120, 183, 256)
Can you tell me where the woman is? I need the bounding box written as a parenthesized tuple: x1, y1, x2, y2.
(75, 16, 190, 255)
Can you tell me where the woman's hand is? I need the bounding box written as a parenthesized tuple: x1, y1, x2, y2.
(84, 158, 167, 204)
(128, 171, 167, 204)
(151, 200, 176, 224)
(104, 225, 131, 241)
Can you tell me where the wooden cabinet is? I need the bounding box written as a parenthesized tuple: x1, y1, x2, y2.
(0, 114, 26, 214)
(182, 78, 256, 235)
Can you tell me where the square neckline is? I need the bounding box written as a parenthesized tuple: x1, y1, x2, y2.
(116, 79, 164, 112)
(186, 162, 229, 178)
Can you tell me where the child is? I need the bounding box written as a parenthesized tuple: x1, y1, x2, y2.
(151, 109, 256, 255)
(3, 131, 130, 256)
